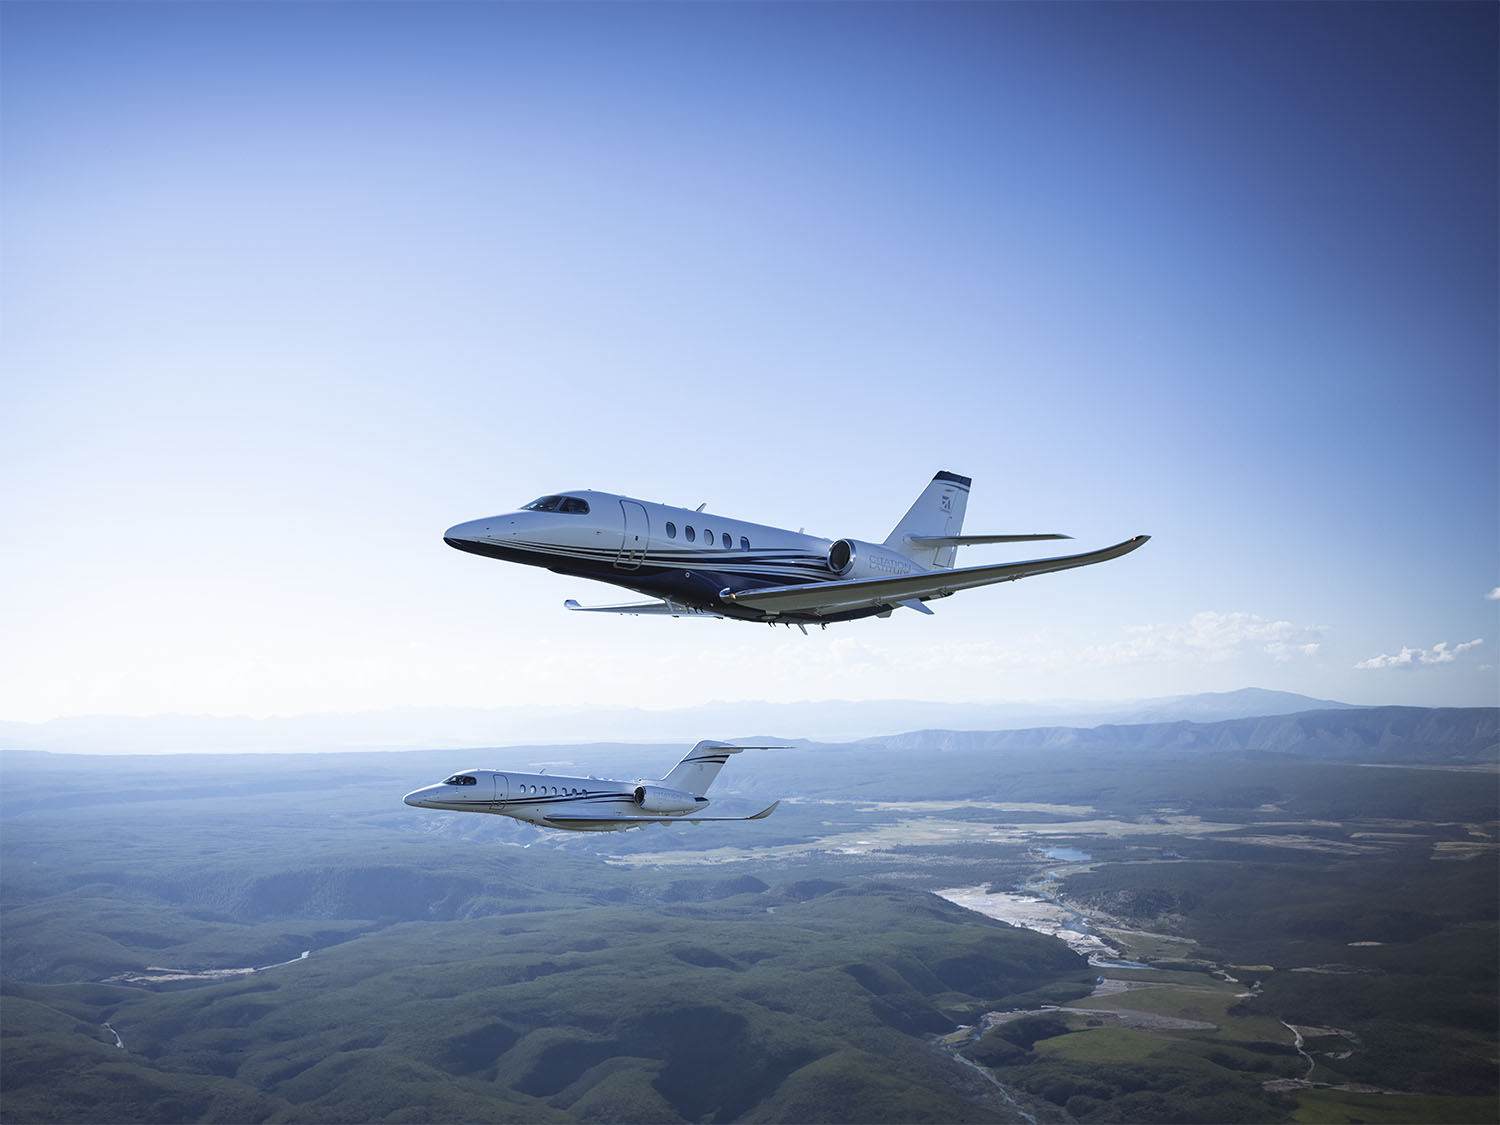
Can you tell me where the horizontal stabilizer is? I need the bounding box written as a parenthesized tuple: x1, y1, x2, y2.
(564, 598, 722, 618)
(723, 536, 1150, 617)
(543, 801, 779, 828)
(907, 533, 1072, 546)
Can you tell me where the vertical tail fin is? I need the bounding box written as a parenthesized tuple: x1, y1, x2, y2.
(659, 741, 785, 795)
(658, 741, 744, 796)
(884, 471, 971, 569)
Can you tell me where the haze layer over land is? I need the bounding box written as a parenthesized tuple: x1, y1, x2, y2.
(0, 688, 1354, 754)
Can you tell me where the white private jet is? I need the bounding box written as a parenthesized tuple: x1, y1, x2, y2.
(402, 741, 779, 832)
(444, 471, 1147, 628)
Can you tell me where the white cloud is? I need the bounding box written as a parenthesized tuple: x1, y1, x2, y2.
(1081, 611, 1323, 666)
(1486, 587, 1500, 601)
(1355, 638, 1484, 670)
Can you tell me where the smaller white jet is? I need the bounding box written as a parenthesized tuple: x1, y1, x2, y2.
(402, 740, 780, 832)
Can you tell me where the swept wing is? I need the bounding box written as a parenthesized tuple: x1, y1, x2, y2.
(723, 536, 1149, 617)
(543, 801, 780, 829)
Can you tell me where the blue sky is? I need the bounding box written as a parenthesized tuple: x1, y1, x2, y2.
(3, 2, 1496, 725)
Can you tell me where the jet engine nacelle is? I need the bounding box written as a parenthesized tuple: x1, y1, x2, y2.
(632, 784, 701, 815)
(827, 538, 919, 579)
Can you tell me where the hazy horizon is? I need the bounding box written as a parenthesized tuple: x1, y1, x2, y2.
(8, 686, 1473, 756)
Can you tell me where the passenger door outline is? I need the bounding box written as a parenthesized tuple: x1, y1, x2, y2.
(616, 500, 648, 570)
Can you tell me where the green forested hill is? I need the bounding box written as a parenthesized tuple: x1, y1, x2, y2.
(2, 878, 1091, 1123)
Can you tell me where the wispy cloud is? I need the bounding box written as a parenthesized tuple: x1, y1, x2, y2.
(1082, 611, 1322, 666)
(1355, 638, 1484, 670)
(1486, 587, 1500, 601)
(868, 612, 1323, 675)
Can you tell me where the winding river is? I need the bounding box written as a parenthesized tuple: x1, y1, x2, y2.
(936, 846, 1146, 967)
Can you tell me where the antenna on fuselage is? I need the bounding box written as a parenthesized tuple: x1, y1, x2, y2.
(696, 503, 706, 512)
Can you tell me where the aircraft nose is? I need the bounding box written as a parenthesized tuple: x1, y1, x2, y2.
(444, 520, 479, 547)
(403, 788, 430, 808)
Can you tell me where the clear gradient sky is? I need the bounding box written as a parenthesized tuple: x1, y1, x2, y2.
(3, 1, 1496, 725)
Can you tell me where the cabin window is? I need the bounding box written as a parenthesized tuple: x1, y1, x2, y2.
(704, 527, 712, 543)
(740, 536, 750, 551)
(721, 532, 731, 548)
(559, 496, 590, 515)
(666, 522, 676, 539)
(685, 526, 696, 542)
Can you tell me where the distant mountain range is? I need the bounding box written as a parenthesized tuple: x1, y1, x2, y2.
(863, 706, 1500, 764)
(1, 688, 1362, 754)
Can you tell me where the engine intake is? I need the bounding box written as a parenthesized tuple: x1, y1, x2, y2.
(632, 784, 702, 815)
(827, 538, 919, 580)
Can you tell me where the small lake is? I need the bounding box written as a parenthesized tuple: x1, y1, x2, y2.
(1040, 846, 1092, 862)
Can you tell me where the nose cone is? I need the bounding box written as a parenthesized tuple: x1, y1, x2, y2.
(443, 519, 483, 549)
(403, 787, 432, 808)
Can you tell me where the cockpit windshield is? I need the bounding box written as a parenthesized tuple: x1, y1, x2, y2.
(443, 774, 478, 786)
(522, 495, 590, 514)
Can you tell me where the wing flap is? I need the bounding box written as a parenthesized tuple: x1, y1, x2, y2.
(907, 533, 1072, 546)
(564, 598, 723, 618)
(724, 536, 1149, 616)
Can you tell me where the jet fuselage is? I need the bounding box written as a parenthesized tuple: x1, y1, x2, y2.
(402, 741, 779, 831)
(443, 490, 891, 623)
(402, 767, 695, 832)
(443, 474, 1146, 625)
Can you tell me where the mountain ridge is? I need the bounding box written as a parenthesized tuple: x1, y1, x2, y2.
(860, 705, 1499, 763)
